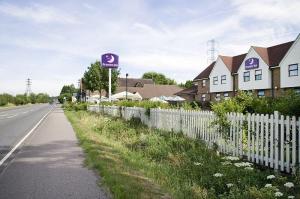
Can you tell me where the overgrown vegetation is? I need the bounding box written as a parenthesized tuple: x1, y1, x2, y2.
(66, 111, 299, 199)
(0, 93, 51, 106)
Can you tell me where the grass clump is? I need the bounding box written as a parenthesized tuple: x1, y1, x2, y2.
(66, 110, 299, 199)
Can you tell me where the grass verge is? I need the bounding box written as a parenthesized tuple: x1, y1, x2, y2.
(65, 110, 300, 199)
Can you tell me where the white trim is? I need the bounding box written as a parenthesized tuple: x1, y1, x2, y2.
(279, 34, 300, 66)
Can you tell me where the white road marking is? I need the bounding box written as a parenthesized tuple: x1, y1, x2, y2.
(0, 108, 53, 167)
(5, 114, 18, 119)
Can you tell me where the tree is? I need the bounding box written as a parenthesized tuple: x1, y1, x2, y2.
(58, 84, 77, 103)
(179, 80, 193, 89)
(142, 72, 176, 85)
(83, 61, 120, 97)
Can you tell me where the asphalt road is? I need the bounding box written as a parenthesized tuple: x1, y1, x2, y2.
(0, 104, 52, 161)
(0, 106, 109, 199)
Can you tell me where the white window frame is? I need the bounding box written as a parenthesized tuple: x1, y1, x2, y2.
(202, 80, 206, 87)
(201, 94, 206, 101)
(244, 71, 250, 82)
(221, 75, 226, 84)
(255, 69, 262, 80)
(213, 76, 218, 85)
(257, 90, 265, 97)
(215, 93, 221, 101)
(289, 64, 298, 77)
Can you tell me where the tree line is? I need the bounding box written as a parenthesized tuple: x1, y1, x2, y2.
(0, 93, 51, 106)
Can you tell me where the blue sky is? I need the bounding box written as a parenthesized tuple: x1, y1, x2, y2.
(0, 0, 299, 96)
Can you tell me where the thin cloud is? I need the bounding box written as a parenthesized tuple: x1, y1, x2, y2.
(0, 3, 79, 24)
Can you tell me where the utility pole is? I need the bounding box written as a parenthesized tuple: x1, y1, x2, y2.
(25, 78, 32, 96)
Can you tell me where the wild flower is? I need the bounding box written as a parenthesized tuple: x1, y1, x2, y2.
(222, 156, 239, 161)
(284, 182, 294, 188)
(265, 184, 272, 188)
(234, 162, 252, 167)
(194, 162, 202, 166)
(274, 191, 283, 197)
(213, 173, 223, 177)
(267, 175, 276, 180)
(226, 183, 233, 188)
(288, 196, 295, 199)
(221, 161, 232, 166)
(244, 167, 253, 170)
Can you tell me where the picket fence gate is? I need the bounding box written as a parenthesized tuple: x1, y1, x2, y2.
(88, 105, 300, 173)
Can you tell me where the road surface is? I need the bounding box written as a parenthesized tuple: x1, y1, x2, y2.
(0, 106, 109, 199)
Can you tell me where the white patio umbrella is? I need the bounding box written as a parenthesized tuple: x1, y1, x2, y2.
(111, 91, 142, 101)
(149, 97, 168, 103)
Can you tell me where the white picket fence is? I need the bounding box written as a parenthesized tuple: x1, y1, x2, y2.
(88, 105, 300, 173)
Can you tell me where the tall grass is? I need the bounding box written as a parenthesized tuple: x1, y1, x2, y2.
(66, 111, 299, 199)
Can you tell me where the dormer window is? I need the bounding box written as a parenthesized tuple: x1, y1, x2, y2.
(213, 76, 218, 85)
(221, 75, 226, 84)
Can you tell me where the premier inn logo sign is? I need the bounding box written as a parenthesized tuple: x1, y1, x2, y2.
(245, 58, 259, 70)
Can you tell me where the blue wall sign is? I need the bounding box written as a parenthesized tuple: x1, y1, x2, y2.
(245, 58, 259, 70)
(101, 53, 119, 68)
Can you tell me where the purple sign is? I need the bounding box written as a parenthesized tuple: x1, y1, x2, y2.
(101, 53, 119, 68)
(245, 57, 259, 70)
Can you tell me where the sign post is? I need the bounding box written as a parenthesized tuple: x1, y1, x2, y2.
(101, 53, 119, 102)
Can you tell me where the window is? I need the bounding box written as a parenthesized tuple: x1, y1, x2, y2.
(244, 71, 250, 82)
(255, 69, 262, 80)
(215, 93, 221, 101)
(202, 80, 206, 87)
(213, 76, 218, 85)
(295, 88, 300, 94)
(221, 75, 226, 84)
(201, 94, 206, 102)
(289, 64, 298, 77)
(257, 90, 265, 97)
(224, 93, 229, 100)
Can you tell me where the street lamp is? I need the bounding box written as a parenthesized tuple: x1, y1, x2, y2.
(126, 73, 128, 100)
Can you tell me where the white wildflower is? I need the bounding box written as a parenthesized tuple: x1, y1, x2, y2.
(194, 162, 202, 166)
(213, 173, 223, 177)
(226, 183, 234, 188)
(221, 161, 232, 166)
(222, 156, 239, 161)
(265, 184, 272, 188)
(234, 162, 253, 167)
(284, 182, 294, 188)
(274, 191, 283, 197)
(288, 196, 295, 199)
(267, 175, 276, 180)
(244, 167, 254, 170)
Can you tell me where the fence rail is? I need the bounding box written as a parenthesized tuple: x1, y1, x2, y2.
(88, 105, 300, 173)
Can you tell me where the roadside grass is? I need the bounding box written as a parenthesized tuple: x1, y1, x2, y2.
(65, 110, 300, 199)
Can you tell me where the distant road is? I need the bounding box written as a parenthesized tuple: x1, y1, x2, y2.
(0, 104, 52, 161)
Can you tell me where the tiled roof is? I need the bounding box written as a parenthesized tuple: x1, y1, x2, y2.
(193, 61, 215, 80)
(252, 41, 294, 67)
(175, 85, 197, 95)
(220, 56, 233, 71)
(116, 84, 183, 99)
(232, 54, 247, 73)
(117, 78, 154, 87)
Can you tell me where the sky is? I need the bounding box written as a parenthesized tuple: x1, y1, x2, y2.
(0, 0, 299, 96)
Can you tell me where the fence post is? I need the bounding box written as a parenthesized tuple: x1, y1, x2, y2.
(274, 111, 279, 171)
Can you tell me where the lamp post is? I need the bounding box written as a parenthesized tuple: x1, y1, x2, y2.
(126, 73, 128, 100)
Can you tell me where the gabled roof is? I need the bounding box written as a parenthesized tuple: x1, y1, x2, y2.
(267, 41, 294, 67)
(175, 85, 197, 96)
(252, 41, 294, 67)
(118, 78, 154, 87)
(232, 53, 247, 73)
(219, 56, 233, 71)
(193, 61, 215, 80)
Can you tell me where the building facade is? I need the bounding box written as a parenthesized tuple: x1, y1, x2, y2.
(177, 34, 300, 102)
